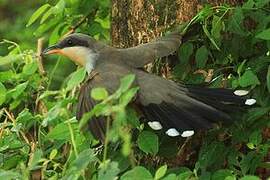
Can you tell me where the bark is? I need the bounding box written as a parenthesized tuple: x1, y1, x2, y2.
(111, 0, 243, 48)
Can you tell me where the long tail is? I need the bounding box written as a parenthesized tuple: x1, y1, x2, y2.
(141, 85, 256, 138)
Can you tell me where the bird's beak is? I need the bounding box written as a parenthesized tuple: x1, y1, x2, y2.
(42, 44, 61, 56)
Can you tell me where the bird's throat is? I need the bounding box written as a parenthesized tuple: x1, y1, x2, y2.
(61, 46, 98, 72)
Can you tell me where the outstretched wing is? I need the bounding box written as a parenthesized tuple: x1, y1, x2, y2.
(76, 63, 133, 141)
(118, 32, 182, 68)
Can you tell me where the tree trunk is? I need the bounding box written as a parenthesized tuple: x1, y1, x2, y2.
(111, 0, 243, 48)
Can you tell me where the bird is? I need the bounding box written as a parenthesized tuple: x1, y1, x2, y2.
(42, 32, 256, 141)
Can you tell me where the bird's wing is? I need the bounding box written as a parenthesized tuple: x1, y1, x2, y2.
(119, 32, 182, 68)
(77, 63, 254, 141)
(134, 70, 253, 137)
(76, 62, 133, 141)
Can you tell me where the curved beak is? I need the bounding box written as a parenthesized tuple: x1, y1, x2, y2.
(42, 44, 61, 56)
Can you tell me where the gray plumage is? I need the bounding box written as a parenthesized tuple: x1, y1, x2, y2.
(43, 32, 255, 141)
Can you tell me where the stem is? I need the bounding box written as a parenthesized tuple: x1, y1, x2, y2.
(47, 57, 61, 90)
(68, 122, 78, 158)
(177, 137, 191, 156)
(103, 117, 111, 162)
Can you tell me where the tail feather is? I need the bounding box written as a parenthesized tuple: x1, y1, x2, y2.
(140, 84, 256, 138)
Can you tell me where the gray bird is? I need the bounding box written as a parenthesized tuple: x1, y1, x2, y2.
(42, 32, 256, 141)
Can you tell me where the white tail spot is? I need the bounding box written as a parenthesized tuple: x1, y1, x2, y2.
(181, 130, 195, 137)
(245, 99, 256, 105)
(234, 90, 249, 96)
(166, 128, 180, 137)
(148, 121, 162, 130)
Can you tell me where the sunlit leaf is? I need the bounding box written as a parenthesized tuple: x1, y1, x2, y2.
(27, 4, 51, 27)
(91, 87, 109, 101)
(118, 74, 136, 93)
(49, 149, 58, 160)
(22, 62, 38, 75)
(66, 68, 86, 91)
(0, 82, 7, 105)
(154, 165, 167, 180)
(9, 81, 28, 99)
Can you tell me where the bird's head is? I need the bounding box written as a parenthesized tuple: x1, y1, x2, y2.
(42, 33, 101, 68)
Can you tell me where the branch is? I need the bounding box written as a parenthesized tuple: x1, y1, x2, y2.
(37, 38, 46, 76)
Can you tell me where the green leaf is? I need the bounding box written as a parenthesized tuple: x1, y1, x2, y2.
(118, 74, 136, 93)
(267, 65, 270, 93)
(162, 174, 177, 180)
(249, 130, 262, 146)
(195, 46, 208, 68)
(255, 0, 270, 8)
(91, 87, 109, 101)
(64, 149, 97, 179)
(22, 62, 38, 75)
(246, 107, 270, 122)
(121, 166, 153, 180)
(40, 7, 54, 24)
(239, 176, 260, 180)
(0, 82, 6, 105)
(178, 42, 193, 64)
(70, 149, 96, 170)
(49, 23, 65, 45)
(49, 149, 58, 160)
(9, 82, 28, 99)
(0, 70, 16, 82)
(16, 109, 35, 130)
(0, 54, 23, 66)
(227, 7, 245, 35)
(26, 4, 51, 27)
(0, 170, 20, 180)
(211, 15, 224, 41)
(239, 70, 260, 87)
(28, 149, 43, 170)
(240, 151, 262, 175)
(137, 131, 159, 155)
(98, 161, 120, 180)
(243, 0, 254, 8)
(211, 169, 234, 180)
(46, 122, 72, 140)
(256, 28, 270, 40)
(119, 87, 139, 106)
(154, 165, 167, 180)
(178, 167, 193, 180)
(66, 68, 86, 91)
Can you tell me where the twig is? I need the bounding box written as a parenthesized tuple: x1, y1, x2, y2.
(37, 38, 46, 76)
(177, 137, 191, 156)
(0, 117, 8, 139)
(63, 8, 98, 37)
(3, 108, 30, 145)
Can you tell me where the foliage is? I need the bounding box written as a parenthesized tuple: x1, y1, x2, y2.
(0, 0, 270, 179)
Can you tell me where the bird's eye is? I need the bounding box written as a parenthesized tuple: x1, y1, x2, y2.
(67, 39, 73, 45)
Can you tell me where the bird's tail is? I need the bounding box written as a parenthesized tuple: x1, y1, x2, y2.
(140, 84, 256, 138)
